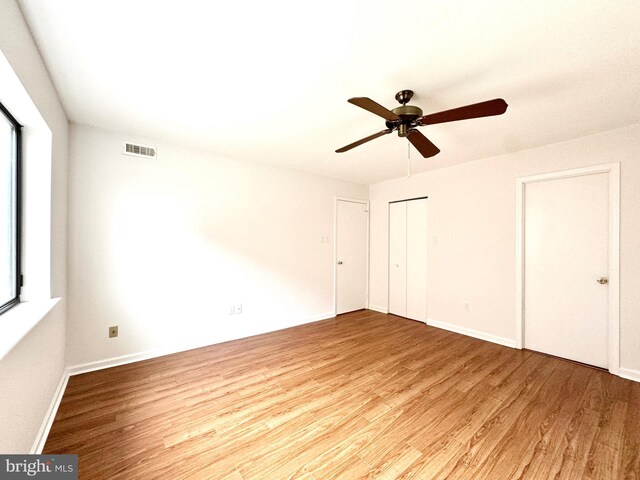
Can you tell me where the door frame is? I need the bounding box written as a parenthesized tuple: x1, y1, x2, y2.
(515, 162, 620, 375)
(334, 197, 370, 316)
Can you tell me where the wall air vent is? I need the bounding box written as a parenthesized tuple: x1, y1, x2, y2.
(123, 142, 157, 159)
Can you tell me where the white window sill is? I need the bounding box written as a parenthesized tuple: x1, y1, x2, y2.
(0, 298, 60, 361)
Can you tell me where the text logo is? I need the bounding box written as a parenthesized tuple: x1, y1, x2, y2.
(0, 455, 77, 479)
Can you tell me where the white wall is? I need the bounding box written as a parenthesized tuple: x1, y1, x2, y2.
(0, 0, 68, 453)
(0, 308, 65, 453)
(67, 124, 367, 366)
(369, 124, 640, 373)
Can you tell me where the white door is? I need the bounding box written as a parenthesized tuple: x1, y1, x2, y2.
(389, 198, 428, 321)
(336, 200, 368, 315)
(406, 199, 428, 322)
(524, 173, 609, 368)
(389, 202, 407, 317)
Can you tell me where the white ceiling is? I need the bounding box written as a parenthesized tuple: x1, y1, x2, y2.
(18, 0, 640, 184)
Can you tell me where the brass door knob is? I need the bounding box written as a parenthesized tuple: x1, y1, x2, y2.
(597, 277, 608, 285)
(337, 261, 343, 265)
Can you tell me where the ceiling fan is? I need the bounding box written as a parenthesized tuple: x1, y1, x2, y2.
(336, 90, 508, 158)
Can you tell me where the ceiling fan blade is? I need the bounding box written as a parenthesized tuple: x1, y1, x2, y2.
(348, 97, 401, 121)
(335, 129, 392, 153)
(419, 98, 508, 126)
(407, 129, 440, 158)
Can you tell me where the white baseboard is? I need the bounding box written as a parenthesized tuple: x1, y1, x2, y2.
(619, 368, 640, 383)
(368, 304, 388, 314)
(68, 311, 337, 376)
(304, 312, 336, 323)
(31, 369, 69, 454)
(34, 311, 337, 450)
(427, 318, 517, 349)
(67, 349, 167, 376)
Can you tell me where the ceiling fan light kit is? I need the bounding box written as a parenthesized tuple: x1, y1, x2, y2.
(336, 89, 508, 158)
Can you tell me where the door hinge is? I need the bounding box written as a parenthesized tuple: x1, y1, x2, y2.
(20, 274, 24, 287)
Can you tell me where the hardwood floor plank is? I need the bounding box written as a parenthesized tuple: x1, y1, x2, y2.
(43, 311, 640, 479)
(466, 360, 574, 479)
(304, 408, 404, 478)
(621, 383, 640, 479)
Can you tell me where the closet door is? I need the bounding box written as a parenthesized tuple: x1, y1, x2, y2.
(388, 202, 407, 317)
(406, 198, 427, 322)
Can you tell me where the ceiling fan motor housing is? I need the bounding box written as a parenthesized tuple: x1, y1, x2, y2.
(388, 105, 424, 137)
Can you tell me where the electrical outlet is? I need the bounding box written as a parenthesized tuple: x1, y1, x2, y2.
(464, 302, 471, 312)
(229, 305, 235, 315)
(109, 326, 118, 338)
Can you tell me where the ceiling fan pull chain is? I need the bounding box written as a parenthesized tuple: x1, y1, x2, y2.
(407, 140, 412, 177)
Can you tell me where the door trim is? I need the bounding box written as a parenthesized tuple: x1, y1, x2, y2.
(389, 195, 429, 204)
(334, 197, 370, 316)
(515, 163, 620, 375)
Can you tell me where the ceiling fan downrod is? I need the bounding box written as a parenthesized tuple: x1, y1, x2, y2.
(395, 89, 414, 105)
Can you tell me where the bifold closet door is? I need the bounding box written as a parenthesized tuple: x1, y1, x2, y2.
(389, 198, 427, 322)
(389, 202, 407, 317)
(406, 199, 427, 321)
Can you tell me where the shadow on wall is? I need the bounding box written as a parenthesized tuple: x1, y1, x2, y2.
(91, 169, 334, 354)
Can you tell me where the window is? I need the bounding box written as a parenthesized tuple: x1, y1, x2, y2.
(0, 101, 20, 315)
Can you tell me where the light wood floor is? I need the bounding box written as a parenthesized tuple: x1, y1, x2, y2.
(45, 310, 640, 479)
